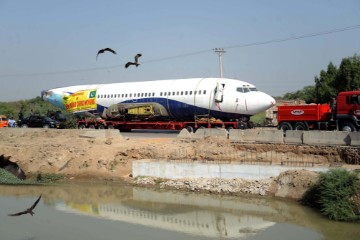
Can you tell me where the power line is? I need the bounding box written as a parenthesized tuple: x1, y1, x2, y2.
(1, 24, 359, 78)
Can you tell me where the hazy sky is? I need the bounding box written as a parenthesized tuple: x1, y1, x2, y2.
(0, 0, 359, 101)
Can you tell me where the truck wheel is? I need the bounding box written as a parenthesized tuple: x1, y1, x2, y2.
(278, 122, 292, 132)
(97, 124, 105, 130)
(88, 124, 95, 129)
(186, 126, 194, 133)
(341, 123, 356, 132)
(78, 124, 86, 129)
(294, 122, 308, 131)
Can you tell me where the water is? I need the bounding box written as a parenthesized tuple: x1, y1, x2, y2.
(0, 182, 358, 240)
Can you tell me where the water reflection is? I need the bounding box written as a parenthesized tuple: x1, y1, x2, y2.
(0, 183, 359, 240)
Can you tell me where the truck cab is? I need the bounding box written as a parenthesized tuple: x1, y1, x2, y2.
(336, 91, 360, 132)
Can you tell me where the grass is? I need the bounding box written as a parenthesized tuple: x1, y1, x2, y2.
(302, 168, 359, 221)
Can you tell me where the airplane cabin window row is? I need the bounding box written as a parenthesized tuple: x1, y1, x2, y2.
(97, 90, 207, 99)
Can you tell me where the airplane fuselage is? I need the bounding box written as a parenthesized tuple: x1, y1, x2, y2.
(42, 78, 275, 121)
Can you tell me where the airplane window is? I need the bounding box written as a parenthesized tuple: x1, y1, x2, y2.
(244, 88, 250, 93)
(164, 92, 167, 96)
(141, 93, 144, 97)
(189, 91, 192, 95)
(125, 94, 128, 97)
(111, 94, 113, 98)
(145, 93, 147, 97)
(172, 92, 175, 95)
(152, 92, 155, 96)
(185, 91, 188, 95)
(160, 92, 163, 96)
(194, 91, 197, 95)
(107, 94, 110, 98)
(198, 90, 202, 94)
(168, 92, 171, 96)
(177, 91, 179, 95)
(249, 87, 258, 91)
(203, 90, 206, 94)
(236, 87, 244, 93)
(181, 91, 183, 95)
(121, 94, 124, 98)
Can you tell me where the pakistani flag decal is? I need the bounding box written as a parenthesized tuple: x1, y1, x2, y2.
(89, 90, 96, 98)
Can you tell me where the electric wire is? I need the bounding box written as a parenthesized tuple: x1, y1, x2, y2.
(1, 24, 359, 78)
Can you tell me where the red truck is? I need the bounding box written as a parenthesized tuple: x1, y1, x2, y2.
(277, 91, 360, 132)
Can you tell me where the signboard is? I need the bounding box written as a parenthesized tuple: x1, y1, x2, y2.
(62, 89, 97, 113)
(290, 109, 304, 115)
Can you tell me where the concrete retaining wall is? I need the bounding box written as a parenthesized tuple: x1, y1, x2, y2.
(229, 129, 283, 144)
(133, 159, 328, 180)
(303, 131, 351, 146)
(284, 131, 303, 144)
(349, 132, 360, 146)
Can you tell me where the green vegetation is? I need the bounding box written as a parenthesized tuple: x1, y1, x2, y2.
(278, 54, 360, 103)
(0, 96, 77, 128)
(302, 169, 359, 221)
(0, 169, 65, 185)
(250, 112, 266, 125)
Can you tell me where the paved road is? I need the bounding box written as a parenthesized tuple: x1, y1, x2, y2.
(119, 129, 181, 139)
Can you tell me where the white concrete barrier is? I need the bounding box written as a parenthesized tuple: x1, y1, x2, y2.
(133, 159, 328, 180)
(303, 131, 350, 145)
(229, 129, 283, 144)
(349, 132, 360, 146)
(284, 131, 303, 144)
(193, 128, 228, 139)
(176, 128, 192, 139)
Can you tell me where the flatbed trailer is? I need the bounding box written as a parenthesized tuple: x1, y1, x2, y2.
(76, 118, 242, 132)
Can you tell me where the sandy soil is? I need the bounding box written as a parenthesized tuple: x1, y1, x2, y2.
(0, 128, 359, 200)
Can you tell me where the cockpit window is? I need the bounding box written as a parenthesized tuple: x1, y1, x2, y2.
(249, 87, 258, 91)
(236, 87, 244, 93)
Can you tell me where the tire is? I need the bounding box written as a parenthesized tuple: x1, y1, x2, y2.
(278, 122, 293, 132)
(97, 124, 105, 130)
(21, 124, 28, 128)
(341, 122, 356, 132)
(186, 126, 194, 133)
(88, 124, 96, 129)
(78, 124, 86, 129)
(294, 122, 308, 131)
(43, 124, 50, 128)
(107, 125, 114, 129)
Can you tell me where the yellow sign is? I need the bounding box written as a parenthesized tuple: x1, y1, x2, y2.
(63, 89, 97, 112)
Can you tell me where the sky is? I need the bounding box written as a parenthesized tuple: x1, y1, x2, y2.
(0, 0, 359, 101)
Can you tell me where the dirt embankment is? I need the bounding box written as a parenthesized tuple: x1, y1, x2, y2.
(0, 128, 359, 200)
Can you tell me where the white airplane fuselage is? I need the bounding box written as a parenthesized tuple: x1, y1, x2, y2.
(42, 78, 275, 121)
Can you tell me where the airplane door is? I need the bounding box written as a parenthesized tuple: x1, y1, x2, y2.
(214, 83, 224, 103)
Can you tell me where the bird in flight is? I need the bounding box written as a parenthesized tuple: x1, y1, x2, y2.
(96, 48, 117, 60)
(125, 53, 142, 68)
(8, 195, 42, 217)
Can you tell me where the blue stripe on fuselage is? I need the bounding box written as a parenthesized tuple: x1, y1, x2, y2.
(97, 97, 247, 121)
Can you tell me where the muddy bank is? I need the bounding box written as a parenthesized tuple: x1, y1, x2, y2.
(0, 128, 359, 200)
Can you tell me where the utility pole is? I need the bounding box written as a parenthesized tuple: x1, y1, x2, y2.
(213, 48, 226, 78)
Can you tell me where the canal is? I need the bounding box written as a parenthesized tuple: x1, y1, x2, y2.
(0, 182, 358, 240)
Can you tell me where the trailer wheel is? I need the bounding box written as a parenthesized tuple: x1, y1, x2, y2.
(341, 122, 356, 132)
(278, 122, 292, 132)
(294, 122, 308, 131)
(186, 126, 194, 133)
(88, 124, 95, 129)
(78, 124, 86, 129)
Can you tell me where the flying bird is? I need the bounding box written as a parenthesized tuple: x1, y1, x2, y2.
(96, 48, 117, 60)
(8, 195, 42, 217)
(125, 53, 142, 68)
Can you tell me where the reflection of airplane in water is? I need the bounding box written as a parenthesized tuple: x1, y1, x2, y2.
(56, 189, 276, 239)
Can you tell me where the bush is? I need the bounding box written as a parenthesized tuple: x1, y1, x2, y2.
(302, 168, 359, 221)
